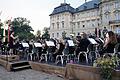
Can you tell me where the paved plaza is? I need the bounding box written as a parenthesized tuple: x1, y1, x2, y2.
(0, 66, 64, 80)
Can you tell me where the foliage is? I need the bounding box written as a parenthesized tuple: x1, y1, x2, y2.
(42, 27, 50, 40)
(0, 21, 3, 36)
(36, 30, 41, 39)
(11, 17, 35, 40)
(93, 56, 119, 80)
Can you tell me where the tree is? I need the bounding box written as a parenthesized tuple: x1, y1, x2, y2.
(0, 20, 3, 38)
(42, 27, 50, 40)
(11, 17, 35, 40)
(36, 29, 41, 39)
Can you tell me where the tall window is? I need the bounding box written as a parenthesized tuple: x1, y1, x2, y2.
(115, 12, 120, 20)
(105, 14, 110, 20)
(57, 33, 59, 37)
(73, 23, 75, 29)
(77, 22, 80, 28)
(83, 25, 85, 28)
(57, 15, 59, 20)
(105, 4, 109, 11)
(57, 22, 59, 29)
(52, 23, 55, 29)
(73, 15, 75, 20)
(62, 21, 64, 28)
(52, 33, 54, 37)
(114, 2, 120, 9)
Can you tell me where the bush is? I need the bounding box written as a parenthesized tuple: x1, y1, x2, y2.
(93, 56, 119, 80)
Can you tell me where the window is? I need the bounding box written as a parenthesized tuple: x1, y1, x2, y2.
(73, 23, 75, 29)
(57, 22, 59, 29)
(114, 2, 120, 9)
(115, 12, 120, 20)
(52, 23, 55, 29)
(105, 4, 109, 11)
(62, 21, 64, 28)
(83, 25, 85, 28)
(52, 33, 54, 37)
(62, 14, 64, 19)
(92, 24, 95, 27)
(94, 3, 97, 8)
(57, 33, 59, 37)
(77, 22, 80, 28)
(105, 14, 110, 19)
(73, 15, 75, 20)
(57, 15, 59, 20)
(84, 6, 87, 9)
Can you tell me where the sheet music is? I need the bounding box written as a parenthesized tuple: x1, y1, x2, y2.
(22, 43, 29, 47)
(88, 38, 97, 44)
(46, 41, 55, 46)
(99, 38, 104, 43)
(67, 40, 75, 46)
(34, 43, 42, 47)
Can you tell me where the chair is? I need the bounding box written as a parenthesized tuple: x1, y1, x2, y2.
(40, 51, 48, 62)
(55, 52, 64, 65)
(78, 51, 89, 64)
(55, 55, 64, 65)
(27, 50, 34, 61)
(78, 44, 92, 64)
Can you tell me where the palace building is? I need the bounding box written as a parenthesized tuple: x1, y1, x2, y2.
(49, 0, 120, 38)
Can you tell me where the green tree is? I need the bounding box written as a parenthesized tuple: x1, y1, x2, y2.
(36, 29, 41, 39)
(11, 17, 35, 40)
(42, 27, 50, 40)
(0, 20, 3, 38)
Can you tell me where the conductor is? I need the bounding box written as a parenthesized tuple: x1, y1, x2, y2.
(9, 31, 18, 55)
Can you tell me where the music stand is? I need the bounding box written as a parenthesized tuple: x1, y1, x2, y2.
(22, 43, 29, 48)
(34, 43, 42, 47)
(67, 40, 75, 46)
(46, 41, 55, 46)
(88, 38, 98, 44)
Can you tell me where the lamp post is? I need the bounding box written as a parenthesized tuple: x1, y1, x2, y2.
(7, 20, 11, 43)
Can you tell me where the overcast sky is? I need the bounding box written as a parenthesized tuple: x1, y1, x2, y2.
(0, 0, 91, 34)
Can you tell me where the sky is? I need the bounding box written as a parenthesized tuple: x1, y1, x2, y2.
(0, 0, 91, 34)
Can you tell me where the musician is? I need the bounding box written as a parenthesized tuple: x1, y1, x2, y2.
(9, 31, 18, 55)
(53, 39, 65, 62)
(75, 36, 81, 57)
(100, 31, 117, 56)
(79, 32, 90, 52)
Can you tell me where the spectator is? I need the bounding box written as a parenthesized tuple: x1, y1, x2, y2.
(102, 27, 108, 38)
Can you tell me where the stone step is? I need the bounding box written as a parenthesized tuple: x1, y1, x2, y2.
(11, 61, 31, 71)
(13, 65, 31, 70)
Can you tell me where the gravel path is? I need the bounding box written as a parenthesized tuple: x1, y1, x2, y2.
(0, 66, 64, 80)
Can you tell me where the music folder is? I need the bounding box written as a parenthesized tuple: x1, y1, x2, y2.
(67, 40, 75, 46)
(88, 38, 98, 44)
(22, 43, 29, 47)
(34, 43, 42, 47)
(46, 41, 55, 46)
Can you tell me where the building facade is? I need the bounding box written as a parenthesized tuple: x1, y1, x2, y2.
(99, 0, 120, 33)
(49, 0, 120, 39)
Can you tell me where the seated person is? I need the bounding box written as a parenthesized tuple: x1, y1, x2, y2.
(79, 32, 90, 52)
(100, 31, 117, 56)
(53, 39, 65, 62)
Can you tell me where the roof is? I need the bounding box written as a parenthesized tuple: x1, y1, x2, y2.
(50, 0, 100, 16)
(50, 3, 75, 16)
(76, 0, 100, 12)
